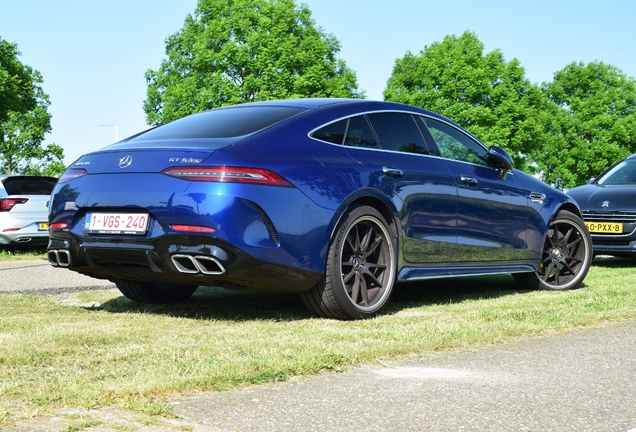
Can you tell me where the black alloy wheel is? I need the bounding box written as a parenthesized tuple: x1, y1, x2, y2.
(301, 205, 396, 320)
(514, 210, 592, 291)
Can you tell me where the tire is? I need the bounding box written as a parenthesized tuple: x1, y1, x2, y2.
(301, 205, 397, 320)
(513, 210, 592, 291)
(115, 281, 198, 304)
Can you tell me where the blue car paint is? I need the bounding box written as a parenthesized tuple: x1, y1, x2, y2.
(48, 98, 583, 294)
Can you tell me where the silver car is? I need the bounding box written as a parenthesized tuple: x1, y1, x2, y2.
(0, 175, 57, 246)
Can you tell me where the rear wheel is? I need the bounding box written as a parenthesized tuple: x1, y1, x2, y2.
(115, 281, 198, 304)
(513, 210, 592, 291)
(301, 205, 396, 320)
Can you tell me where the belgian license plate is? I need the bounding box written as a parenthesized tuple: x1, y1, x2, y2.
(38, 223, 49, 231)
(585, 222, 623, 234)
(84, 212, 149, 235)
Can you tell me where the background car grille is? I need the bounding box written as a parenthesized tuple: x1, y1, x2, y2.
(594, 241, 634, 246)
(581, 210, 636, 223)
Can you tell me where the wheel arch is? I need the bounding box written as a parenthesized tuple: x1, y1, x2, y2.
(554, 201, 584, 221)
(530, 198, 585, 262)
(328, 189, 401, 242)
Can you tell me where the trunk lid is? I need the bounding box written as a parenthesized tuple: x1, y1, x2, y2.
(69, 149, 219, 174)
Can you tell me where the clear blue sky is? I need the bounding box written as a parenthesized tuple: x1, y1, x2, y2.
(2, 0, 635, 165)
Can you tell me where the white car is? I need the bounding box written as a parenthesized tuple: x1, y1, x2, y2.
(0, 175, 57, 247)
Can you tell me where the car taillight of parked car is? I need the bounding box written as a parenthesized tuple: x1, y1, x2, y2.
(0, 198, 29, 212)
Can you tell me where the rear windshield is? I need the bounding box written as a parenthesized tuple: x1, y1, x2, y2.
(1, 176, 57, 195)
(130, 106, 304, 141)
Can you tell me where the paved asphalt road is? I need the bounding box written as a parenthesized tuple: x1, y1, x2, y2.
(2, 260, 635, 431)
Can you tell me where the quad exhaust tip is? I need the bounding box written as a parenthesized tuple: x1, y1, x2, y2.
(48, 249, 71, 267)
(171, 254, 226, 276)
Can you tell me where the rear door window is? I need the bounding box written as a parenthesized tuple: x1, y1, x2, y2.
(344, 116, 378, 148)
(367, 113, 431, 155)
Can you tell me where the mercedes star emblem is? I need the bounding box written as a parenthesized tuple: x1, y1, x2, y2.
(119, 155, 133, 169)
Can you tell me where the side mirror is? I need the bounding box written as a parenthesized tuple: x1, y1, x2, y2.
(487, 146, 514, 180)
(587, 177, 596, 184)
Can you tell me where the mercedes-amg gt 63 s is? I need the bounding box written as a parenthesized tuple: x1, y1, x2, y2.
(48, 99, 592, 319)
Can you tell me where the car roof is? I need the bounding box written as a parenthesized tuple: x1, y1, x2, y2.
(223, 98, 440, 116)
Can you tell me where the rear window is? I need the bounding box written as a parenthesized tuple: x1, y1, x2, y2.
(1, 176, 57, 196)
(130, 106, 304, 141)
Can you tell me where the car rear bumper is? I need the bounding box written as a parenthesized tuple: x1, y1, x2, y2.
(47, 233, 322, 293)
(0, 230, 49, 245)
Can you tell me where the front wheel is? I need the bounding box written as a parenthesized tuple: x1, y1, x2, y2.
(300, 205, 397, 320)
(115, 281, 198, 304)
(513, 210, 592, 291)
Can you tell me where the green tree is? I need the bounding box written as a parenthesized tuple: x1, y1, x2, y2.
(0, 41, 65, 176)
(0, 38, 36, 123)
(144, 0, 362, 125)
(384, 31, 546, 172)
(537, 61, 636, 189)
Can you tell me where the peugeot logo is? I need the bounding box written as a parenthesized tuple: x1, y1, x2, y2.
(601, 201, 610, 208)
(119, 155, 133, 169)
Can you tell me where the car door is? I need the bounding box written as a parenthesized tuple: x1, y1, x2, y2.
(341, 112, 458, 264)
(420, 117, 530, 262)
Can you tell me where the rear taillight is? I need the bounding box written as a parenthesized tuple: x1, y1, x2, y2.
(58, 168, 87, 184)
(50, 222, 68, 230)
(160, 166, 294, 187)
(0, 198, 28, 212)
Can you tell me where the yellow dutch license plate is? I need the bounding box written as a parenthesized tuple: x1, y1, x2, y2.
(38, 223, 49, 231)
(585, 222, 623, 234)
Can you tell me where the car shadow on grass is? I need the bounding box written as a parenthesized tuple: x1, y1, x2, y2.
(94, 273, 531, 322)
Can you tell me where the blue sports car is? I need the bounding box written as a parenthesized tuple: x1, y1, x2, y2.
(48, 99, 592, 319)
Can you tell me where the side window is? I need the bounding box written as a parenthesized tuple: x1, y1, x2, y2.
(311, 119, 347, 145)
(344, 116, 379, 148)
(422, 118, 488, 166)
(367, 113, 430, 155)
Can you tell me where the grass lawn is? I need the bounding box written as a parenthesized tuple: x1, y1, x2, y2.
(0, 255, 634, 427)
(0, 247, 47, 262)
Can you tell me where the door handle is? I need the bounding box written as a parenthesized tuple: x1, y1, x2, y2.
(460, 175, 478, 186)
(382, 166, 403, 177)
(529, 192, 546, 204)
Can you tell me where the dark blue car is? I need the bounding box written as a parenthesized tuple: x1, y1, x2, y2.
(567, 153, 636, 257)
(48, 99, 592, 319)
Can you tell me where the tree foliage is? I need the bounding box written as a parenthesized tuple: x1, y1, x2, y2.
(0, 39, 37, 124)
(383, 31, 546, 172)
(537, 61, 636, 189)
(144, 0, 362, 125)
(0, 39, 65, 176)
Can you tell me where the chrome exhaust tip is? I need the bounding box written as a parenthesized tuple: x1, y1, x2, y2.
(171, 254, 199, 274)
(171, 254, 226, 276)
(48, 249, 71, 267)
(193, 256, 226, 275)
